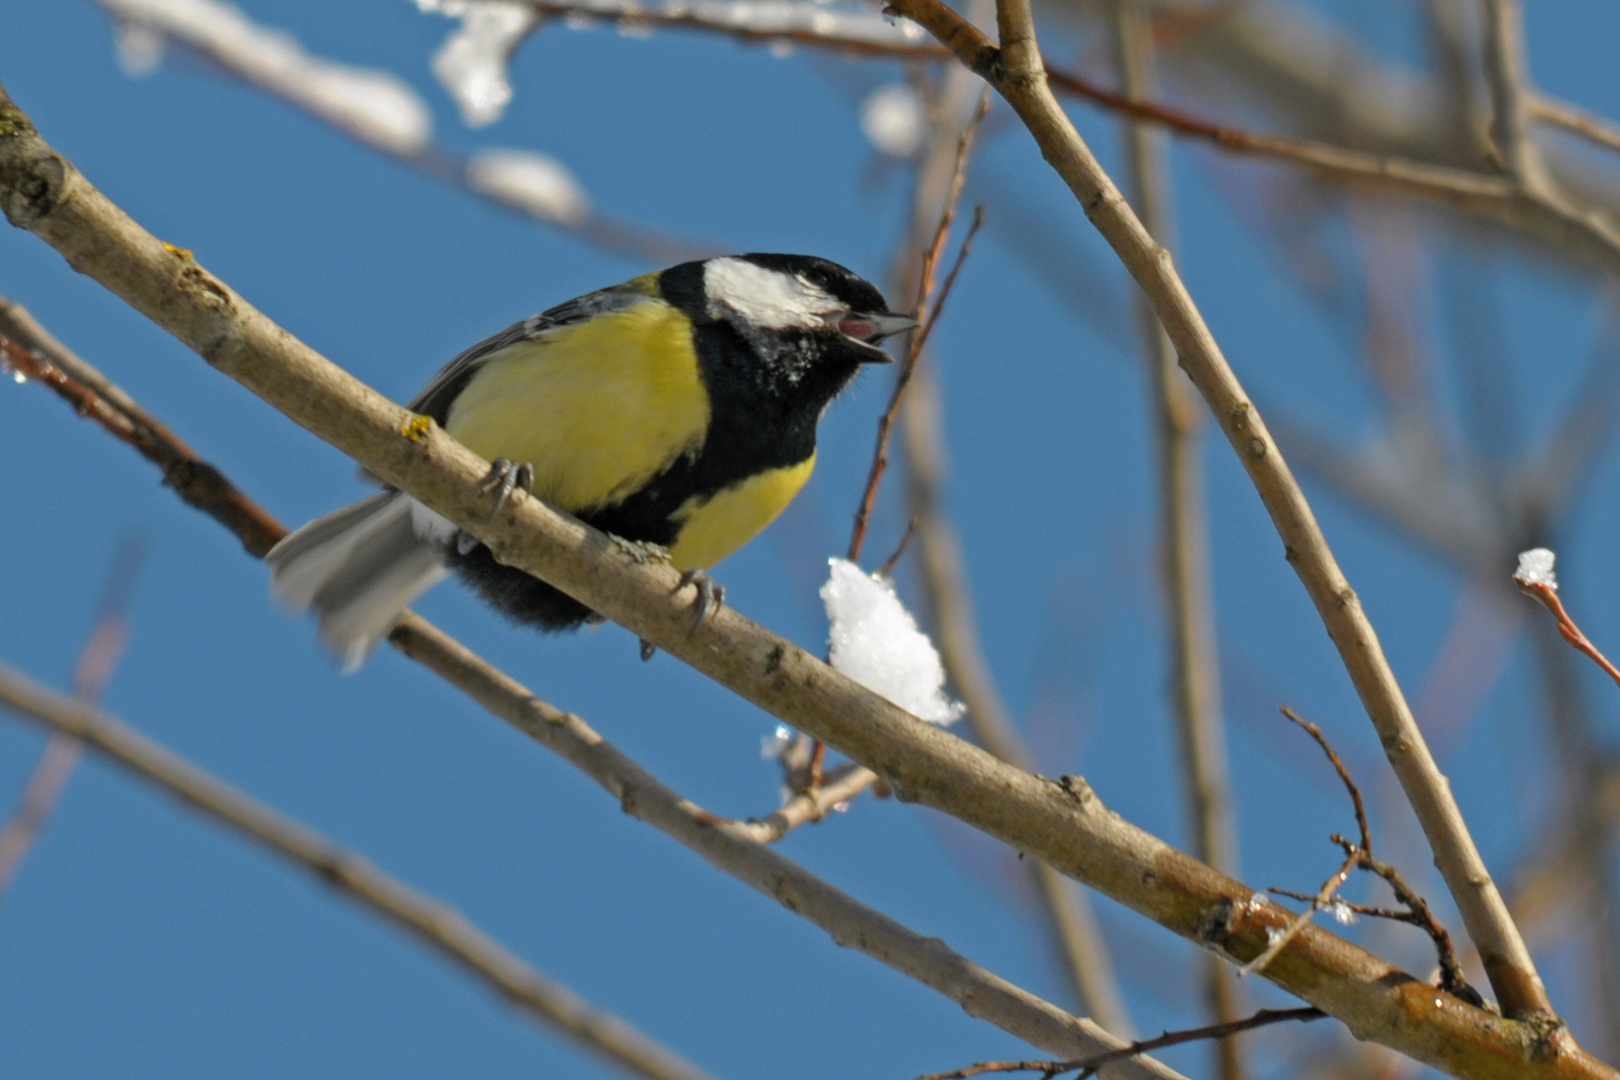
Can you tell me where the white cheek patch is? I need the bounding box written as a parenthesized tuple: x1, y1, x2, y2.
(704, 257, 841, 330)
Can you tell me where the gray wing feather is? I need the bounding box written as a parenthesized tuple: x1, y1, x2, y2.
(267, 491, 447, 672)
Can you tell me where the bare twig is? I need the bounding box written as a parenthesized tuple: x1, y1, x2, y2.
(891, 52, 1131, 1031)
(2, 288, 1183, 1080)
(734, 762, 880, 843)
(1532, 97, 1620, 157)
(881, 0, 1557, 1024)
(0, 663, 722, 1080)
(87, 0, 707, 263)
(1514, 565, 1620, 690)
(1272, 708, 1476, 1004)
(0, 533, 143, 896)
(877, 514, 922, 579)
(849, 94, 987, 565)
(0, 298, 286, 557)
(3, 86, 1603, 1075)
(1110, 5, 1241, 1073)
(1479, 0, 1545, 187)
(913, 1007, 1325, 1080)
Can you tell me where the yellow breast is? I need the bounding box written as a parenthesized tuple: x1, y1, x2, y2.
(443, 300, 710, 514)
(667, 454, 815, 570)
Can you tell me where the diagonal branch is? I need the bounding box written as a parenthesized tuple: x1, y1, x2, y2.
(1, 296, 1184, 1080)
(877, 0, 1559, 1028)
(0, 80, 1604, 1078)
(0, 662, 721, 1080)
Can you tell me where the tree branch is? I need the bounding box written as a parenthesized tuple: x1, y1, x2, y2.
(0, 80, 1601, 1078)
(1109, 5, 1242, 1075)
(878, 0, 1560, 1028)
(2, 291, 1184, 1080)
(0, 663, 721, 1080)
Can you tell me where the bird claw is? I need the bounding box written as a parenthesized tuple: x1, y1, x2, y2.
(639, 638, 657, 662)
(479, 458, 534, 521)
(675, 568, 725, 627)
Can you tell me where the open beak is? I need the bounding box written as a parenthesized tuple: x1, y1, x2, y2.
(839, 310, 918, 363)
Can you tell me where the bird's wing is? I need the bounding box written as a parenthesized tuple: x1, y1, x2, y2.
(407, 285, 656, 424)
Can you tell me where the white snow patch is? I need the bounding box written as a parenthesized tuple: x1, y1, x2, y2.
(98, 0, 433, 155)
(1515, 547, 1558, 591)
(860, 83, 925, 158)
(822, 558, 962, 725)
(1327, 898, 1358, 925)
(427, 0, 538, 127)
(466, 149, 591, 225)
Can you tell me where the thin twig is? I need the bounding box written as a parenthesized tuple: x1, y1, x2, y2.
(0, 534, 144, 896)
(0, 663, 721, 1080)
(88, 0, 708, 264)
(877, 514, 922, 579)
(891, 53, 1132, 1031)
(1110, 4, 1242, 1073)
(883, 0, 1557, 1024)
(1241, 846, 1357, 979)
(1532, 97, 1620, 157)
(1515, 579, 1620, 691)
(0, 299, 286, 557)
(849, 94, 988, 565)
(912, 1008, 1325, 1080)
(1274, 708, 1477, 1004)
(2, 290, 1183, 1080)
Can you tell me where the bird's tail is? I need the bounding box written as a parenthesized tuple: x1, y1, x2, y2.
(267, 490, 448, 672)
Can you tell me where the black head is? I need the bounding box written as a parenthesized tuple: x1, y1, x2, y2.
(659, 254, 915, 406)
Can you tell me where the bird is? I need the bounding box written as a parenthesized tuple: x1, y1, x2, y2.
(266, 253, 915, 670)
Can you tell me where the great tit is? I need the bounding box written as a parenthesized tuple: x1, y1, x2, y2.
(267, 253, 915, 669)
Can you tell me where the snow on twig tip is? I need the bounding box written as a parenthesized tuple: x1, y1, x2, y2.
(465, 149, 591, 225)
(822, 558, 962, 725)
(421, 0, 539, 127)
(97, 0, 433, 155)
(1514, 547, 1558, 591)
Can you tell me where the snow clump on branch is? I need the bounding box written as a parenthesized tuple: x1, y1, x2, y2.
(417, 0, 538, 127)
(821, 558, 962, 725)
(1514, 547, 1558, 591)
(99, 0, 433, 155)
(465, 149, 592, 225)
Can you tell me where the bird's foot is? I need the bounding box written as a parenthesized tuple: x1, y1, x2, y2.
(675, 568, 725, 627)
(479, 458, 534, 521)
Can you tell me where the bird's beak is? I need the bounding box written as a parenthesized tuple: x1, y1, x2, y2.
(863, 311, 920, 342)
(839, 311, 918, 363)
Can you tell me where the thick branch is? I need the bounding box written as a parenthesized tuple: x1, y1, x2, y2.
(0, 82, 1600, 1078)
(4, 292, 1182, 1080)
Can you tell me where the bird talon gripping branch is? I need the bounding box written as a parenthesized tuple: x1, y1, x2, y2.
(267, 254, 910, 669)
(479, 458, 533, 521)
(676, 568, 726, 627)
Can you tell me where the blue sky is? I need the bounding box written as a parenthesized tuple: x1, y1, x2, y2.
(5, 2, 1620, 1078)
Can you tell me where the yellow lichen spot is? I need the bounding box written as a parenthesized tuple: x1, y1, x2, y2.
(162, 242, 193, 260)
(399, 414, 433, 441)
